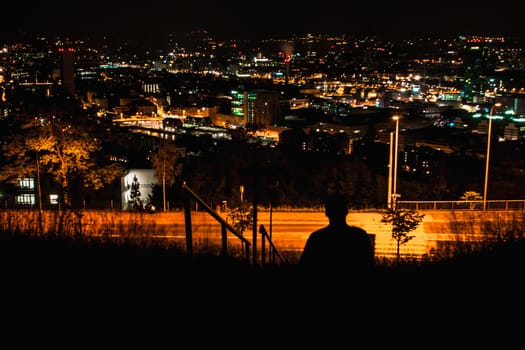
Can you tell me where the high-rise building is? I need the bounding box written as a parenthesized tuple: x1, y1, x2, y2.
(461, 37, 489, 103)
(231, 89, 282, 129)
(58, 46, 75, 97)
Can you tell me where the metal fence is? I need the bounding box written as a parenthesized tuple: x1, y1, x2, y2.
(397, 199, 525, 211)
(3, 197, 525, 212)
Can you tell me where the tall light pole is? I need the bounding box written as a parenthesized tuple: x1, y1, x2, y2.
(239, 184, 245, 235)
(392, 114, 401, 209)
(483, 102, 502, 210)
(387, 131, 394, 208)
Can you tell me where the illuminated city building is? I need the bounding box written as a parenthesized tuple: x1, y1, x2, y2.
(461, 37, 491, 103)
(231, 89, 282, 129)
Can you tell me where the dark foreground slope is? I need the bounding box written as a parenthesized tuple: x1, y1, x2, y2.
(2, 231, 523, 291)
(1, 232, 523, 346)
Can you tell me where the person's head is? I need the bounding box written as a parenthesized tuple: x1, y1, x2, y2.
(324, 193, 349, 221)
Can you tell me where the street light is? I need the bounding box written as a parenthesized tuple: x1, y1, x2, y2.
(387, 114, 401, 209)
(240, 185, 244, 203)
(387, 131, 394, 208)
(392, 114, 401, 209)
(483, 102, 502, 210)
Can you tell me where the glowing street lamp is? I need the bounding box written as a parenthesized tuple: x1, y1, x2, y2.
(483, 102, 502, 210)
(387, 131, 394, 208)
(388, 114, 401, 209)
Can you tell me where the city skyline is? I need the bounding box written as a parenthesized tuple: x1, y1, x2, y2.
(1, 1, 523, 46)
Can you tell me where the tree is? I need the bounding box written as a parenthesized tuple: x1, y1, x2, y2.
(0, 117, 124, 210)
(0, 129, 54, 235)
(150, 140, 182, 211)
(460, 190, 483, 209)
(126, 174, 142, 210)
(226, 204, 254, 237)
(40, 118, 125, 209)
(381, 207, 425, 263)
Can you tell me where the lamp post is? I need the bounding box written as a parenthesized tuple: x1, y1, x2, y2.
(239, 185, 245, 235)
(483, 102, 502, 210)
(387, 131, 394, 208)
(240, 185, 244, 204)
(392, 115, 401, 209)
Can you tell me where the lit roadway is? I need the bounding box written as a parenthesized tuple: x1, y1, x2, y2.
(156, 210, 328, 263)
(77, 208, 523, 262)
(81, 210, 330, 263)
(3, 208, 519, 262)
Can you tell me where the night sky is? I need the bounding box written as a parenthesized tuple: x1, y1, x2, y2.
(1, 1, 523, 45)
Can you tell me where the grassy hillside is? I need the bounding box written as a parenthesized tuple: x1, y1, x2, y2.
(2, 231, 522, 289)
(1, 231, 522, 345)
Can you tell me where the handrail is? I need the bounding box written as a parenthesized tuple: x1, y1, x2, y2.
(258, 224, 286, 265)
(182, 182, 251, 262)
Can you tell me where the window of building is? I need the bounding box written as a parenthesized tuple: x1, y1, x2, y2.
(49, 194, 59, 205)
(16, 193, 35, 206)
(18, 178, 35, 190)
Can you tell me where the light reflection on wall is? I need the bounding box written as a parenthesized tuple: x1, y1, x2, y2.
(121, 169, 157, 210)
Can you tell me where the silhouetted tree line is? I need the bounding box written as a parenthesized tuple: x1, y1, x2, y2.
(167, 130, 452, 210)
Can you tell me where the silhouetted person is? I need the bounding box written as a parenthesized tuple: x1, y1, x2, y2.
(298, 193, 375, 279)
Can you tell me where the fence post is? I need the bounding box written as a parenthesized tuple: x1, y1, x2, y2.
(183, 187, 193, 257)
(221, 224, 227, 256)
(252, 199, 257, 266)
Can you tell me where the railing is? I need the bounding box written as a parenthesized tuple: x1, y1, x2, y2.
(6, 197, 525, 213)
(182, 182, 286, 266)
(182, 182, 251, 263)
(258, 224, 286, 265)
(397, 199, 525, 211)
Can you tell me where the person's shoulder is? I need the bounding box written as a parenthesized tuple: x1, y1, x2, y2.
(307, 227, 330, 238)
(345, 226, 370, 239)
(347, 225, 367, 234)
